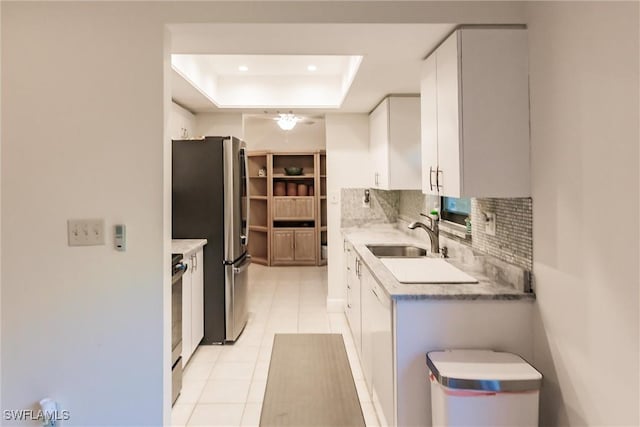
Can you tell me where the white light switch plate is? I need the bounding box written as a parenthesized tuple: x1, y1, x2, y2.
(68, 219, 105, 246)
(330, 191, 339, 204)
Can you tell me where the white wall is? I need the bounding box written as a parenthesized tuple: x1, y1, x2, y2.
(169, 101, 196, 139)
(526, 2, 639, 425)
(194, 112, 243, 139)
(243, 116, 326, 151)
(2, 3, 167, 425)
(325, 114, 371, 310)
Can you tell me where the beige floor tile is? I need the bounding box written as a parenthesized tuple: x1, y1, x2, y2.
(209, 362, 256, 380)
(240, 403, 262, 427)
(199, 379, 251, 404)
(187, 403, 244, 427)
(183, 361, 215, 381)
(171, 402, 195, 426)
(218, 345, 260, 363)
(246, 380, 267, 403)
(252, 361, 271, 380)
(176, 379, 207, 404)
(190, 345, 223, 364)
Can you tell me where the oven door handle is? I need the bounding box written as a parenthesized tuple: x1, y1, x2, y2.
(233, 255, 252, 274)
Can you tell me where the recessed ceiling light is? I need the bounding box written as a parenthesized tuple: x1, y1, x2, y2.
(307, 64, 317, 72)
(238, 65, 249, 72)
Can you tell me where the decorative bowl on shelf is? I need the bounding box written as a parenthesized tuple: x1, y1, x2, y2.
(284, 167, 303, 176)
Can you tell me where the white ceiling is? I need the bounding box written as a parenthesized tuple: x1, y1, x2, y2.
(172, 54, 362, 109)
(169, 23, 456, 114)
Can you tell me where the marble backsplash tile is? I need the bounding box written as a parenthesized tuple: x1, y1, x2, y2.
(341, 188, 399, 228)
(397, 191, 533, 272)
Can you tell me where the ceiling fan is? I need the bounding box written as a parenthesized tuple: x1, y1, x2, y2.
(257, 111, 323, 130)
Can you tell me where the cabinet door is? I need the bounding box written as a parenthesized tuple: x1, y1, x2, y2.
(294, 229, 315, 261)
(181, 260, 193, 363)
(272, 230, 294, 261)
(351, 258, 362, 357)
(345, 246, 362, 356)
(421, 54, 439, 195)
(371, 281, 394, 427)
(360, 267, 375, 394)
(294, 198, 315, 219)
(190, 249, 204, 356)
(369, 98, 389, 189)
(273, 197, 296, 220)
(436, 31, 462, 198)
(387, 97, 421, 190)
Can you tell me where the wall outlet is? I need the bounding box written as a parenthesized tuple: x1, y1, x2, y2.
(484, 212, 496, 236)
(68, 219, 105, 246)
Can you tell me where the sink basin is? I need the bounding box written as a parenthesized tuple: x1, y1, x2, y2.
(366, 245, 427, 258)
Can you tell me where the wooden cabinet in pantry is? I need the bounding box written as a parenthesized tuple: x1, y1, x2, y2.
(248, 150, 327, 266)
(271, 228, 316, 265)
(272, 197, 315, 221)
(421, 27, 531, 197)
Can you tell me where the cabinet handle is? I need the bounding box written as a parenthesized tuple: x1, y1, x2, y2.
(375, 172, 379, 186)
(347, 303, 352, 309)
(429, 166, 435, 191)
(347, 284, 351, 290)
(436, 168, 444, 190)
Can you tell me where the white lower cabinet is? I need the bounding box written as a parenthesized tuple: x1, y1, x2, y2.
(344, 243, 394, 426)
(190, 248, 204, 356)
(181, 247, 205, 364)
(344, 242, 362, 355)
(370, 279, 393, 427)
(360, 267, 375, 394)
(343, 239, 534, 427)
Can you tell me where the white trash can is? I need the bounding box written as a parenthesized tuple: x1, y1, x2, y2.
(427, 350, 542, 427)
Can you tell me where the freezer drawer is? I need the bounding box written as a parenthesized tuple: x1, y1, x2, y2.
(224, 254, 251, 341)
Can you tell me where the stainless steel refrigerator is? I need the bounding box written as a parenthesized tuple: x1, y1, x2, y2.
(172, 136, 251, 343)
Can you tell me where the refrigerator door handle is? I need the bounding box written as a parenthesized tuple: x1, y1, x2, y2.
(233, 255, 252, 274)
(242, 147, 250, 247)
(223, 139, 234, 263)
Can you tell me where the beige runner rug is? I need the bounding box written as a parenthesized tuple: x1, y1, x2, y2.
(260, 333, 366, 427)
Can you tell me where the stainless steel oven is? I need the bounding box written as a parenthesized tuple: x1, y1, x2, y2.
(171, 254, 187, 405)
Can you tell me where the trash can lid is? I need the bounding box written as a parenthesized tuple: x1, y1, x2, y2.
(426, 350, 542, 392)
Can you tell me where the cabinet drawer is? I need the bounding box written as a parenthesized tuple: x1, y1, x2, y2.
(273, 197, 315, 220)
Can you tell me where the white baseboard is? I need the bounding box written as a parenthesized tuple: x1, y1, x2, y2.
(326, 298, 345, 313)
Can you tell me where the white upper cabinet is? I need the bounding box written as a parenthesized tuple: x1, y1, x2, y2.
(369, 96, 422, 190)
(421, 28, 531, 197)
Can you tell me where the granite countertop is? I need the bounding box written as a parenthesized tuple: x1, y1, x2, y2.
(172, 239, 207, 256)
(342, 226, 535, 301)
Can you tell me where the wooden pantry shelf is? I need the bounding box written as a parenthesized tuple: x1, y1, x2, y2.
(249, 225, 269, 233)
(272, 174, 315, 179)
(252, 256, 269, 266)
(250, 196, 268, 200)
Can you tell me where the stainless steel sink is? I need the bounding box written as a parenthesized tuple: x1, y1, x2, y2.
(366, 245, 427, 258)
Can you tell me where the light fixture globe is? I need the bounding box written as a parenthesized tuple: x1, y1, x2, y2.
(277, 114, 299, 131)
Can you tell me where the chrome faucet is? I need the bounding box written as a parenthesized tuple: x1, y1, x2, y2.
(408, 214, 440, 254)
